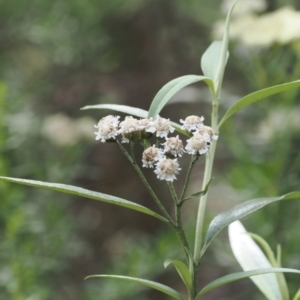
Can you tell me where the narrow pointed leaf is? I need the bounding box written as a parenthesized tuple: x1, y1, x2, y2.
(248, 233, 281, 269)
(229, 221, 286, 300)
(148, 75, 214, 119)
(218, 80, 300, 129)
(85, 275, 185, 300)
(201, 192, 300, 256)
(195, 268, 300, 299)
(81, 104, 149, 118)
(213, 1, 236, 97)
(80, 103, 187, 136)
(183, 178, 213, 202)
(0, 176, 168, 223)
(164, 259, 192, 292)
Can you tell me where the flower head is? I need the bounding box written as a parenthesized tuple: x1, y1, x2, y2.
(154, 158, 181, 181)
(94, 115, 120, 142)
(180, 115, 204, 132)
(185, 134, 209, 155)
(195, 125, 218, 143)
(142, 145, 165, 168)
(162, 135, 185, 157)
(146, 117, 175, 138)
(138, 118, 153, 139)
(118, 116, 143, 143)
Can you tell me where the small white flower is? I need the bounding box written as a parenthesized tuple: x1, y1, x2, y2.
(94, 115, 120, 142)
(118, 116, 142, 143)
(154, 158, 181, 182)
(146, 117, 175, 138)
(142, 145, 165, 168)
(180, 115, 204, 132)
(138, 118, 152, 129)
(138, 118, 153, 139)
(162, 135, 185, 157)
(194, 125, 218, 143)
(185, 134, 209, 155)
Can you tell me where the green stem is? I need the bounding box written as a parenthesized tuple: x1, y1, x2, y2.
(168, 182, 191, 256)
(193, 100, 219, 266)
(117, 140, 173, 224)
(179, 154, 198, 203)
(168, 181, 179, 206)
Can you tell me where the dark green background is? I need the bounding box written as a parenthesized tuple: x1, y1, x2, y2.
(0, 0, 299, 299)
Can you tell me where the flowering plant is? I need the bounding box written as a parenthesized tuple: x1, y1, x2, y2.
(1, 3, 300, 300)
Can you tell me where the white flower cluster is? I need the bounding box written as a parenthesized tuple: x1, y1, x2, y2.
(94, 114, 218, 182)
(94, 116, 174, 143)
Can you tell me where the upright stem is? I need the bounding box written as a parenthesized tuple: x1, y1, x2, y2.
(193, 99, 219, 266)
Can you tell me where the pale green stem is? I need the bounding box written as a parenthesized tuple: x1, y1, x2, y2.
(193, 100, 219, 266)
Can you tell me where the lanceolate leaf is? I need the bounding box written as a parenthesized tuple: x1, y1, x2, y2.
(85, 275, 185, 300)
(164, 259, 192, 292)
(195, 268, 300, 299)
(201, 192, 300, 256)
(218, 80, 300, 129)
(81, 103, 188, 136)
(148, 75, 214, 119)
(0, 176, 168, 223)
(213, 1, 236, 98)
(81, 104, 149, 118)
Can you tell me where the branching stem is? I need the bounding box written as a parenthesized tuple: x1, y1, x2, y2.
(117, 140, 173, 224)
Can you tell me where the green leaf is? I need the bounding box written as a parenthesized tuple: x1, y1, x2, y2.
(201, 192, 300, 256)
(229, 221, 288, 300)
(213, 1, 236, 98)
(201, 41, 229, 95)
(218, 79, 300, 129)
(195, 268, 300, 299)
(293, 288, 300, 300)
(148, 75, 214, 119)
(85, 275, 185, 300)
(247, 233, 278, 267)
(81, 104, 149, 118)
(0, 176, 168, 223)
(183, 178, 213, 202)
(80, 103, 188, 136)
(164, 259, 192, 292)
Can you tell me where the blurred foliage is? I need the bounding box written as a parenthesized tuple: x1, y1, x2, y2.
(0, 0, 299, 299)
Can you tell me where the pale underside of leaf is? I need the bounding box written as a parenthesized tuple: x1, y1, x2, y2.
(229, 221, 282, 300)
(0, 176, 168, 223)
(85, 275, 185, 300)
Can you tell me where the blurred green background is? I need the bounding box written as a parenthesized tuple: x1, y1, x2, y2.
(0, 0, 299, 299)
